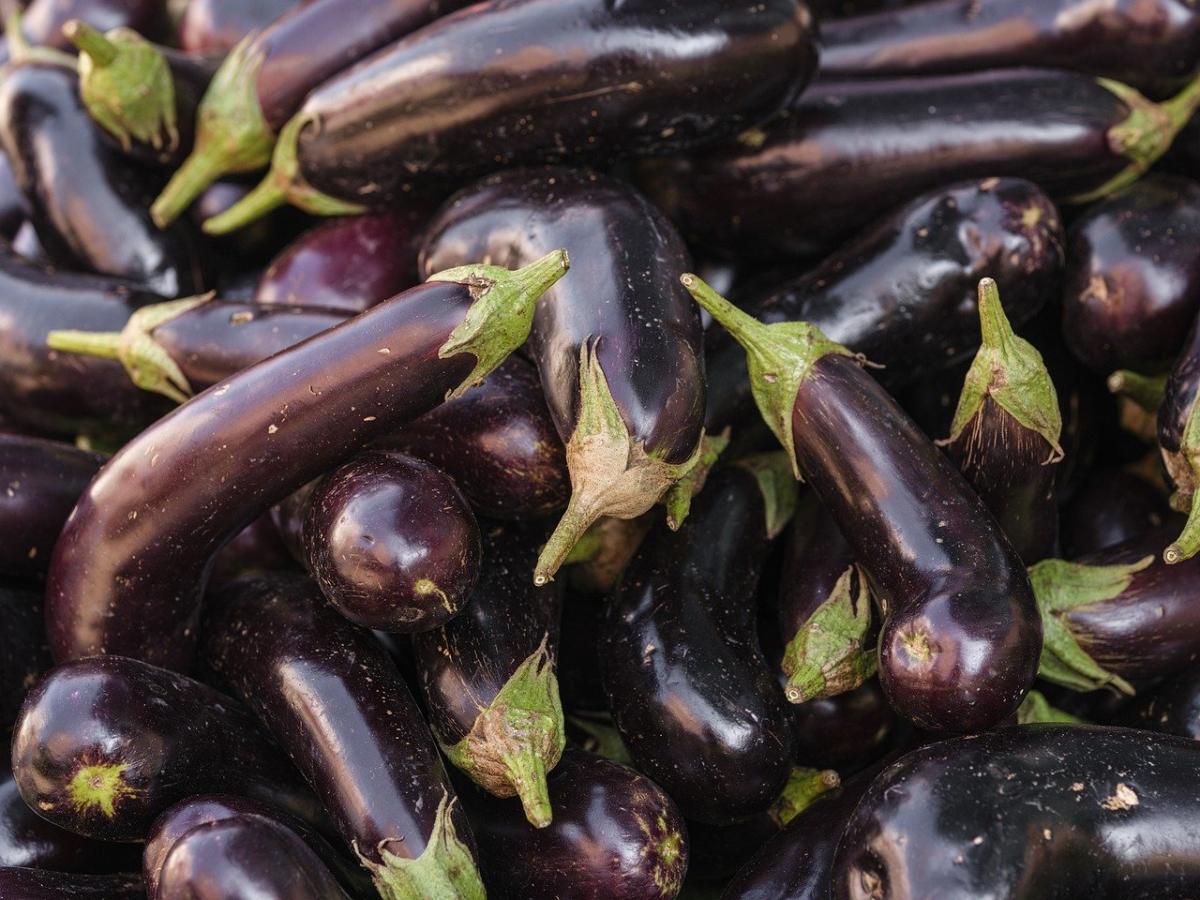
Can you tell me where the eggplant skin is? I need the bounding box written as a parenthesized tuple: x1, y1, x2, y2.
(1125, 667, 1200, 741)
(179, 0, 301, 54)
(833, 725, 1200, 900)
(0, 868, 144, 899)
(1061, 469, 1175, 559)
(0, 587, 50, 730)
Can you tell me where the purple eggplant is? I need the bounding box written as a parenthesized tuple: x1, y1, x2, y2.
(203, 0, 818, 230)
(0, 586, 50, 728)
(788, 680, 897, 773)
(644, 69, 1200, 260)
(413, 521, 563, 827)
(1125, 666, 1200, 741)
(420, 168, 706, 583)
(0, 868, 143, 899)
(12, 0, 165, 60)
(201, 573, 485, 899)
(1158, 316, 1200, 563)
(208, 512, 295, 586)
(686, 275, 1042, 733)
(1061, 468, 1175, 559)
(178, 0, 300, 54)
(44, 251, 565, 670)
(0, 154, 26, 239)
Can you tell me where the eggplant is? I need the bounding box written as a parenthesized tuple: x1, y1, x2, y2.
(1125, 666, 1200, 741)
(13, 0, 165, 59)
(0, 868, 143, 899)
(0, 434, 102, 579)
(304, 451, 482, 632)
(1158, 315, 1200, 563)
(420, 168, 706, 583)
(819, 0, 1200, 95)
(45, 251, 566, 670)
(0, 586, 50, 728)
(203, 0, 818, 230)
(201, 573, 485, 899)
(832, 724, 1200, 899)
(686, 275, 1042, 733)
(208, 512, 295, 586)
(0, 61, 202, 297)
(178, 0, 299, 54)
(10, 655, 316, 841)
(413, 521, 563, 827)
(0, 154, 26, 239)
(788, 680, 897, 772)
(601, 458, 798, 824)
(643, 69, 1200, 260)
(462, 749, 688, 900)
(704, 178, 1064, 440)
(1061, 468, 1175, 559)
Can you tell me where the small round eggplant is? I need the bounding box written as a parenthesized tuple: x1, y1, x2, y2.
(304, 452, 482, 633)
(0, 869, 143, 899)
(1061, 469, 1175, 559)
(178, 0, 300, 54)
(0, 586, 50, 729)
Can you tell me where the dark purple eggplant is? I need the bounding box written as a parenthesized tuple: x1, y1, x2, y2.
(644, 69, 1200, 260)
(413, 521, 563, 827)
(44, 251, 565, 670)
(704, 178, 1064, 440)
(0, 868, 143, 899)
(178, 0, 299, 54)
(820, 0, 1200, 95)
(1124, 666, 1200, 741)
(833, 725, 1200, 899)
(420, 168, 706, 583)
(0, 61, 202, 297)
(0, 154, 26, 239)
(0, 586, 50, 728)
(462, 749, 688, 900)
(788, 680, 897, 772)
(14, 0, 165, 60)
(10, 655, 317, 841)
(601, 458, 798, 824)
(304, 451, 481, 632)
(208, 511, 295, 586)
(204, 0, 818, 230)
(1158, 315, 1200, 563)
(1061, 468, 1175, 559)
(0, 434, 102, 579)
(686, 275, 1042, 733)
(201, 573, 485, 899)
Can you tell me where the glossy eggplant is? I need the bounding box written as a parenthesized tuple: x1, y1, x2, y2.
(10, 655, 316, 841)
(1158, 316, 1200, 563)
(45, 252, 566, 670)
(0, 586, 50, 729)
(413, 521, 563, 827)
(0, 61, 202, 297)
(1061, 469, 1175, 559)
(833, 725, 1200, 899)
(0, 868, 143, 900)
(420, 168, 705, 583)
(601, 459, 797, 824)
(1125, 666, 1200, 741)
(788, 680, 897, 772)
(201, 573, 485, 899)
(687, 276, 1042, 733)
(204, 0, 818, 230)
(462, 749, 688, 900)
(178, 0, 300, 53)
(0, 434, 102, 579)
(208, 512, 295, 586)
(644, 69, 1200, 260)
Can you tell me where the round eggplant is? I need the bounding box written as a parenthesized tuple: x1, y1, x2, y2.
(0, 868, 143, 899)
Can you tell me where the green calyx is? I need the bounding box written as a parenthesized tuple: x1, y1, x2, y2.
(663, 428, 729, 531)
(66, 21, 177, 154)
(1029, 556, 1152, 694)
(780, 564, 877, 704)
(734, 451, 800, 539)
(946, 278, 1063, 461)
(680, 273, 853, 477)
(1016, 689, 1084, 725)
(361, 793, 486, 900)
(47, 293, 213, 403)
(429, 248, 569, 402)
(1164, 397, 1200, 565)
(66, 762, 138, 819)
(1108, 370, 1167, 412)
(444, 635, 564, 829)
(768, 767, 841, 828)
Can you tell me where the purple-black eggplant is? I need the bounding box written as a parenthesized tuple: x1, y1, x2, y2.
(1061, 468, 1175, 559)
(177, 0, 299, 54)
(1125, 666, 1200, 741)
(788, 681, 897, 773)
(0, 586, 50, 728)
(0, 868, 143, 899)
(9, 0, 165, 62)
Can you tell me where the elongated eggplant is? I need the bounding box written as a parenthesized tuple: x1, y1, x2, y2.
(686, 275, 1042, 733)
(1063, 175, 1200, 374)
(0, 868, 143, 899)
(203, 0, 818, 230)
(413, 521, 563, 827)
(10, 655, 316, 841)
(420, 168, 705, 582)
(1158, 317, 1200, 562)
(601, 458, 798, 824)
(704, 178, 1064, 439)
(0, 434, 102, 579)
(202, 573, 485, 899)
(832, 725, 1200, 899)
(644, 69, 1200, 260)
(789, 680, 897, 772)
(45, 251, 565, 670)
(0, 586, 50, 728)
(178, 0, 299, 53)
(462, 749, 688, 900)
(1061, 469, 1175, 559)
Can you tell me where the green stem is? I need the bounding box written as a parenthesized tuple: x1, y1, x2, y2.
(152, 149, 229, 228)
(1159, 68, 1200, 138)
(680, 272, 775, 361)
(768, 768, 841, 828)
(501, 749, 552, 829)
(199, 173, 285, 233)
(1108, 369, 1167, 412)
(976, 277, 1016, 354)
(46, 329, 121, 361)
(535, 489, 600, 587)
(1164, 502, 1200, 564)
(61, 19, 116, 65)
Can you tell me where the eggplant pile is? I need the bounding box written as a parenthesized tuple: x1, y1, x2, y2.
(7, 0, 1200, 897)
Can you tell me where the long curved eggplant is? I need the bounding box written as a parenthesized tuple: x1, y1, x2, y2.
(0, 868, 143, 899)
(833, 725, 1200, 899)
(601, 458, 798, 824)
(203, 0, 818, 230)
(45, 252, 565, 670)
(420, 168, 705, 583)
(1158, 316, 1200, 563)
(201, 573, 486, 899)
(644, 69, 1200, 260)
(0, 586, 50, 728)
(178, 0, 299, 53)
(1061, 468, 1175, 559)
(10, 655, 316, 842)
(686, 275, 1042, 733)
(413, 521, 563, 827)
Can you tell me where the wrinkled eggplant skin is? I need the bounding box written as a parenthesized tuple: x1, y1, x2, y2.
(820, 0, 1200, 95)
(790, 681, 896, 772)
(462, 749, 688, 900)
(0, 868, 144, 900)
(296, 0, 816, 205)
(1063, 175, 1200, 374)
(178, 0, 302, 54)
(0, 587, 50, 729)
(645, 70, 1128, 260)
(833, 725, 1200, 899)
(0, 63, 202, 298)
(1126, 667, 1200, 741)
(0, 435, 102, 580)
(601, 467, 796, 825)
(1061, 469, 1175, 559)
(705, 178, 1063, 437)
(201, 574, 477, 872)
(792, 354, 1041, 733)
